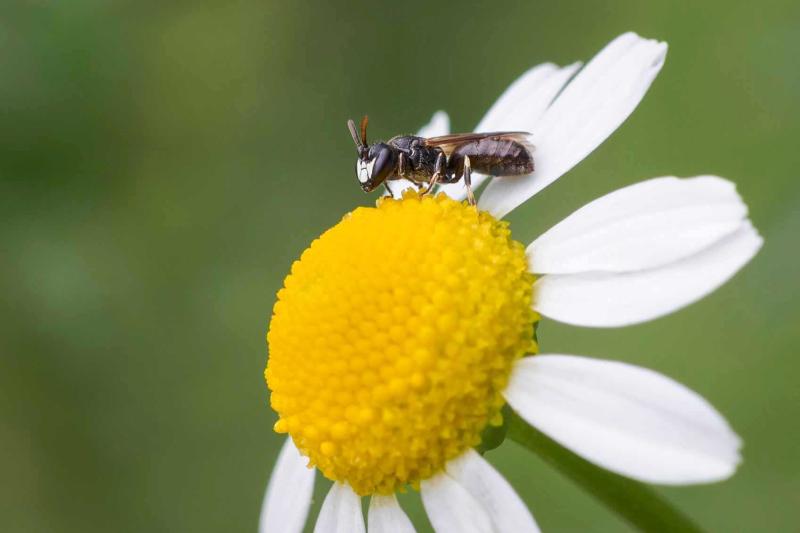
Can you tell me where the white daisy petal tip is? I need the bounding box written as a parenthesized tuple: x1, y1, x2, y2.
(528, 175, 752, 275)
(259, 438, 316, 533)
(532, 218, 762, 327)
(505, 354, 744, 485)
(479, 32, 669, 218)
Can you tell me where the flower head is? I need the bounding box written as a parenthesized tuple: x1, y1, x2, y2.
(267, 193, 537, 495)
(260, 32, 762, 532)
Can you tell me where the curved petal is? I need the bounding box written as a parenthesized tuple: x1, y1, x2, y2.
(439, 62, 581, 200)
(446, 450, 540, 533)
(529, 176, 749, 274)
(368, 494, 415, 533)
(476, 63, 582, 133)
(533, 220, 762, 327)
(504, 355, 742, 484)
(314, 483, 365, 533)
(480, 32, 668, 218)
(417, 110, 450, 138)
(421, 472, 493, 533)
(259, 438, 316, 533)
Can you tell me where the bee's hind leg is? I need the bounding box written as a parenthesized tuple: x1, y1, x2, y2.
(463, 155, 476, 206)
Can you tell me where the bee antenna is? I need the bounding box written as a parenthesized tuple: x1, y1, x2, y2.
(359, 115, 369, 146)
(347, 119, 363, 149)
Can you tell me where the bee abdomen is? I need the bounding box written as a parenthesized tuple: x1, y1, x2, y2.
(453, 138, 534, 176)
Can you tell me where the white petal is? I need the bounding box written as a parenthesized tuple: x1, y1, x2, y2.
(417, 110, 450, 138)
(446, 450, 540, 533)
(385, 179, 418, 200)
(533, 220, 762, 327)
(480, 32, 668, 218)
(529, 176, 749, 274)
(504, 354, 742, 484)
(421, 472, 493, 533)
(476, 62, 583, 133)
(439, 62, 581, 200)
(259, 438, 315, 533)
(368, 494, 415, 533)
(314, 483, 365, 533)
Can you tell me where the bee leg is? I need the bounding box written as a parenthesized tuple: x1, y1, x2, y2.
(398, 152, 408, 179)
(464, 155, 476, 206)
(383, 181, 395, 197)
(397, 153, 424, 192)
(419, 172, 441, 197)
(420, 151, 447, 197)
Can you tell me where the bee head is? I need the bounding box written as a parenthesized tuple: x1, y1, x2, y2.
(348, 116, 395, 192)
(356, 143, 396, 192)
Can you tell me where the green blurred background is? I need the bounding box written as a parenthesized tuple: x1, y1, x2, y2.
(1, 0, 797, 531)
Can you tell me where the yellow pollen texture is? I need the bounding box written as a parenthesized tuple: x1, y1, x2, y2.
(266, 192, 538, 495)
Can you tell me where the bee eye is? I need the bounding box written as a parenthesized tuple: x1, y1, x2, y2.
(371, 147, 394, 182)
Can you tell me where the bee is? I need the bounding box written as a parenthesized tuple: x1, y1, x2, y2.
(347, 115, 534, 205)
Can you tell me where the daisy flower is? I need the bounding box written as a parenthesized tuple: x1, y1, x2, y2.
(260, 32, 762, 532)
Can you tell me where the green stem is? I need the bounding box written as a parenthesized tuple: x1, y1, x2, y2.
(504, 407, 704, 533)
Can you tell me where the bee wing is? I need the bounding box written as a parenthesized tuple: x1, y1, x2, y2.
(424, 131, 533, 155)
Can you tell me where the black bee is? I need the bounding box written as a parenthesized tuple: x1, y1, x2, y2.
(347, 115, 534, 204)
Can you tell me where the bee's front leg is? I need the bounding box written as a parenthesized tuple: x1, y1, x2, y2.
(397, 152, 423, 192)
(397, 152, 408, 179)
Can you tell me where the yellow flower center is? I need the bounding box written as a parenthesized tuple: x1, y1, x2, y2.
(265, 192, 538, 495)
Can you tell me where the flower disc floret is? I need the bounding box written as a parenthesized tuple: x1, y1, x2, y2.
(266, 192, 538, 495)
